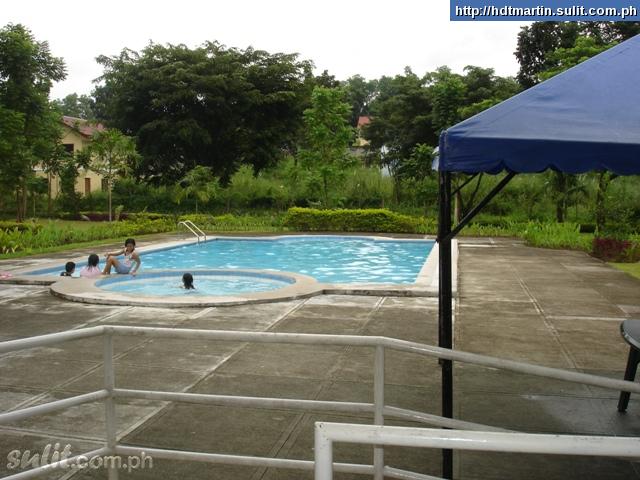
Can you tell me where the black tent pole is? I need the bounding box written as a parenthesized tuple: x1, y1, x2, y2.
(437, 170, 453, 479)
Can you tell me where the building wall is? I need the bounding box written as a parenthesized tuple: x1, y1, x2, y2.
(35, 126, 106, 198)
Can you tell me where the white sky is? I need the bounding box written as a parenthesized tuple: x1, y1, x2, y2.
(2, 0, 529, 100)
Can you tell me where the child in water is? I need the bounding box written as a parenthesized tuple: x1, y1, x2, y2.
(182, 273, 195, 289)
(60, 261, 76, 277)
(80, 254, 101, 278)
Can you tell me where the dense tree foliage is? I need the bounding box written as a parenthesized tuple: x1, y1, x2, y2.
(515, 21, 640, 88)
(0, 24, 66, 221)
(93, 42, 315, 184)
(52, 93, 96, 119)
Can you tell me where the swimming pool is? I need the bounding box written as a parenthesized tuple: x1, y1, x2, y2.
(29, 236, 434, 285)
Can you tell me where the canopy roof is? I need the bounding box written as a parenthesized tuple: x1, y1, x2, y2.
(435, 34, 640, 175)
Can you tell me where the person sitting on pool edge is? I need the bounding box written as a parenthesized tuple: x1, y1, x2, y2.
(103, 238, 141, 276)
(182, 273, 195, 289)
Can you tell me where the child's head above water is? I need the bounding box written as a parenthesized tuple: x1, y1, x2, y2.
(182, 273, 195, 289)
(65, 261, 76, 274)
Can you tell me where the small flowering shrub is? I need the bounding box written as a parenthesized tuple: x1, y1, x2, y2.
(592, 237, 640, 262)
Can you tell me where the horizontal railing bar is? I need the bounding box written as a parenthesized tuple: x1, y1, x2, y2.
(0, 390, 109, 424)
(102, 326, 640, 394)
(384, 338, 640, 394)
(0, 326, 104, 354)
(3, 447, 110, 480)
(384, 466, 445, 480)
(104, 325, 383, 346)
(316, 423, 640, 457)
(384, 406, 510, 432)
(114, 389, 373, 414)
(115, 445, 373, 474)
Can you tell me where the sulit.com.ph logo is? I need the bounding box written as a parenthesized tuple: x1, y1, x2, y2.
(7, 443, 153, 473)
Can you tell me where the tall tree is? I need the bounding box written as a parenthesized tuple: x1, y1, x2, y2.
(0, 24, 66, 221)
(93, 42, 313, 184)
(298, 87, 354, 206)
(80, 129, 140, 221)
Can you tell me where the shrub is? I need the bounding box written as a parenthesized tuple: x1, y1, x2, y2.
(0, 221, 42, 233)
(282, 207, 424, 233)
(592, 237, 640, 262)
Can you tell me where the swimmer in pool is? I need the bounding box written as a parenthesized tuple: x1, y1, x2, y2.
(103, 238, 141, 276)
(182, 273, 195, 289)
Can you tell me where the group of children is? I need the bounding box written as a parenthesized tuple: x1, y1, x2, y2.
(60, 237, 196, 289)
(60, 238, 141, 278)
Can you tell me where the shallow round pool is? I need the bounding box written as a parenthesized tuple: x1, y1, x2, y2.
(95, 270, 295, 296)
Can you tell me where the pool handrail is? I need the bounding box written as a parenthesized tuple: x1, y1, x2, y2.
(178, 220, 206, 243)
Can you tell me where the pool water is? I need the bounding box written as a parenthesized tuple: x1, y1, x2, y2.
(96, 272, 293, 296)
(141, 236, 433, 284)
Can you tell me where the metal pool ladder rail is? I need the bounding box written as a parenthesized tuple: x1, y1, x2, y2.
(178, 220, 207, 243)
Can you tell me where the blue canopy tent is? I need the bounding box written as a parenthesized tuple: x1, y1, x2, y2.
(434, 34, 640, 478)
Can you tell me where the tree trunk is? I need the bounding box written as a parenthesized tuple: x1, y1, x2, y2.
(47, 173, 53, 216)
(554, 172, 566, 223)
(595, 172, 617, 232)
(108, 186, 112, 222)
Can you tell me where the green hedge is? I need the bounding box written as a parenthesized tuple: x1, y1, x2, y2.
(282, 207, 426, 233)
(0, 221, 43, 233)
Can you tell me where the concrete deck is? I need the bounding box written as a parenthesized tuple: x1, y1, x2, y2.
(1, 237, 639, 479)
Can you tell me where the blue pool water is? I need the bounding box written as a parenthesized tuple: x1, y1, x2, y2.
(32, 236, 434, 284)
(143, 236, 432, 284)
(96, 271, 293, 296)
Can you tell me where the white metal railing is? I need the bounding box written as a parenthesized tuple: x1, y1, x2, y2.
(314, 423, 640, 480)
(177, 220, 206, 243)
(1, 325, 640, 480)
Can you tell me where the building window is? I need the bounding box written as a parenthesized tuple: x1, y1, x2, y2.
(101, 178, 109, 191)
(63, 143, 74, 154)
(84, 178, 91, 195)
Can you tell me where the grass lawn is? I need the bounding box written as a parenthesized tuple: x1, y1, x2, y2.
(610, 262, 640, 280)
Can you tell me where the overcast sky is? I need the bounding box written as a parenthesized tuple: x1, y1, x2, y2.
(2, 1, 529, 100)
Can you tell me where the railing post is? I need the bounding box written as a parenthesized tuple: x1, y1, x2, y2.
(373, 345, 385, 480)
(104, 333, 119, 480)
(314, 423, 333, 480)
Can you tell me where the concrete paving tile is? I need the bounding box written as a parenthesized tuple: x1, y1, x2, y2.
(364, 308, 438, 344)
(317, 380, 438, 414)
(61, 363, 205, 393)
(550, 318, 630, 370)
(5, 394, 164, 440)
(273, 315, 368, 335)
(189, 372, 324, 400)
(331, 349, 440, 387)
(380, 296, 438, 309)
(457, 450, 639, 480)
(455, 326, 572, 369)
(455, 363, 592, 397)
(121, 403, 298, 457)
(218, 343, 347, 379)
(0, 355, 99, 389)
(0, 386, 48, 411)
(304, 295, 382, 307)
(457, 392, 613, 434)
(114, 338, 240, 372)
(289, 304, 373, 320)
